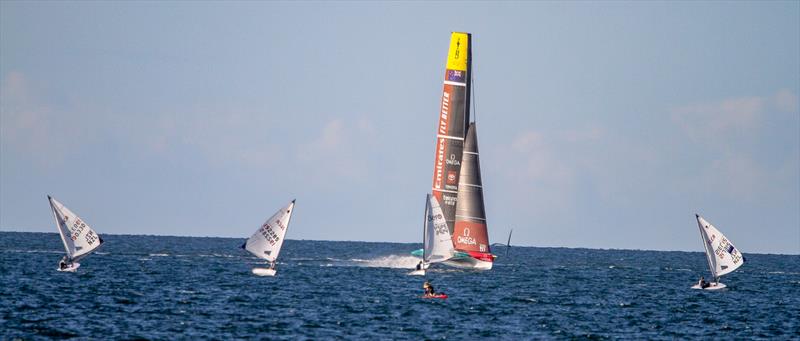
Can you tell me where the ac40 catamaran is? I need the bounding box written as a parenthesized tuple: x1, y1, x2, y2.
(412, 32, 496, 270)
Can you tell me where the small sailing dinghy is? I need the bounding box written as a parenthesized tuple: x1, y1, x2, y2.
(48, 195, 104, 272)
(242, 200, 296, 277)
(691, 214, 746, 290)
(409, 194, 455, 276)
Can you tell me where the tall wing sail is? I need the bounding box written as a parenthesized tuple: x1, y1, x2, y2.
(453, 123, 491, 255)
(696, 214, 745, 278)
(431, 32, 471, 236)
(245, 200, 295, 262)
(48, 196, 103, 261)
(425, 195, 455, 263)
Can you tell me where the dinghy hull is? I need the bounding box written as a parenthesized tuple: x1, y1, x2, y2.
(691, 282, 727, 290)
(56, 262, 80, 272)
(252, 268, 276, 277)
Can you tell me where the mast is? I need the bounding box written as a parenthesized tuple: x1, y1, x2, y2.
(48, 195, 73, 259)
(506, 229, 513, 256)
(431, 32, 471, 236)
(423, 194, 430, 264)
(696, 214, 718, 281)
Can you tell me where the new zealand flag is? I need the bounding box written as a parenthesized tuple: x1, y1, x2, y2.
(727, 245, 735, 254)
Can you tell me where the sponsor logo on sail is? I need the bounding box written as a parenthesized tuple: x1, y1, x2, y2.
(447, 171, 457, 185)
(446, 153, 460, 166)
(458, 226, 476, 246)
(433, 92, 450, 189)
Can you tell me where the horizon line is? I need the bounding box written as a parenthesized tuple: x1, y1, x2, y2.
(2, 229, 798, 256)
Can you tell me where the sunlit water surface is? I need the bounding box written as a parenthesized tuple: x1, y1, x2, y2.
(2, 232, 799, 339)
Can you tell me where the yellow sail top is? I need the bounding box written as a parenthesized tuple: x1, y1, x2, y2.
(446, 32, 469, 72)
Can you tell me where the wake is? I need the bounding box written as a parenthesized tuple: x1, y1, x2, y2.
(349, 255, 421, 269)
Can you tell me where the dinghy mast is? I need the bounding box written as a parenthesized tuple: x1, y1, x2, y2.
(697, 214, 717, 281)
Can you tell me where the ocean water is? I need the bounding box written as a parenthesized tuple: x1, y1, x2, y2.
(1, 232, 798, 339)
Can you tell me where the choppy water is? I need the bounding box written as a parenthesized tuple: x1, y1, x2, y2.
(1, 232, 799, 339)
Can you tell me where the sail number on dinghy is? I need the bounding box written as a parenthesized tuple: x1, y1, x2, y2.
(258, 219, 287, 246)
(714, 237, 742, 264)
(70, 219, 99, 245)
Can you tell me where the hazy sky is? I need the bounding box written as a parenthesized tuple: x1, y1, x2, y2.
(2, 1, 798, 254)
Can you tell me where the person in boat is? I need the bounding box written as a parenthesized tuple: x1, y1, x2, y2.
(415, 261, 423, 271)
(423, 281, 435, 296)
(269, 261, 276, 270)
(698, 276, 710, 289)
(59, 256, 68, 270)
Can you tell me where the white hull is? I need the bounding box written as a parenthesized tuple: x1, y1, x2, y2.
(691, 282, 727, 290)
(443, 257, 493, 270)
(57, 262, 80, 272)
(408, 269, 426, 276)
(252, 268, 276, 277)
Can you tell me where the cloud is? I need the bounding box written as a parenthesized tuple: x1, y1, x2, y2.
(671, 89, 798, 147)
(0, 71, 78, 167)
(1, 72, 48, 151)
(295, 118, 377, 183)
(669, 89, 799, 202)
(671, 95, 764, 144)
(773, 89, 799, 113)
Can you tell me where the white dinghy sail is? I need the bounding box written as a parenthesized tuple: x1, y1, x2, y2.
(242, 200, 296, 276)
(48, 195, 104, 272)
(692, 214, 746, 290)
(411, 194, 455, 276)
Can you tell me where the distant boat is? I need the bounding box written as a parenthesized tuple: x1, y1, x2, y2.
(506, 229, 513, 256)
(409, 194, 454, 276)
(48, 195, 104, 272)
(692, 214, 746, 290)
(418, 31, 496, 270)
(242, 200, 296, 277)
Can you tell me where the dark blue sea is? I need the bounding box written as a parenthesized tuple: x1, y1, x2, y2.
(1, 232, 798, 339)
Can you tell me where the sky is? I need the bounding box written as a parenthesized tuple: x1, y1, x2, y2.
(1, 1, 798, 254)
